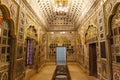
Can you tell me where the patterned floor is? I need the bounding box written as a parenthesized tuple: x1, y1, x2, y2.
(30, 63, 97, 80)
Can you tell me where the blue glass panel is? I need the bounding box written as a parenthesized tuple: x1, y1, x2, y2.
(57, 47, 66, 65)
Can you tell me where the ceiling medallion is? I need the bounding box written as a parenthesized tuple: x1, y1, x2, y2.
(54, 0, 69, 15)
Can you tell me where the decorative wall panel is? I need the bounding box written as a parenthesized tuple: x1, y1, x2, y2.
(0, 0, 47, 80)
(78, 1, 109, 80)
(1, 0, 19, 31)
(17, 43, 23, 59)
(85, 25, 98, 43)
(10, 2, 19, 26)
(100, 42, 106, 58)
(15, 60, 25, 79)
(110, 4, 120, 80)
(48, 32, 76, 61)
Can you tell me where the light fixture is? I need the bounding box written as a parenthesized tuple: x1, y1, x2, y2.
(51, 32, 54, 34)
(54, 0, 68, 15)
(60, 32, 66, 34)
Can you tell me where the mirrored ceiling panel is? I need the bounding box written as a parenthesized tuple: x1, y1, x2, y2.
(26, 0, 97, 31)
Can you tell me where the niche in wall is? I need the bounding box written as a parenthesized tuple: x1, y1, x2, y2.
(25, 25, 38, 67)
(100, 42, 106, 58)
(26, 38, 34, 65)
(0, 7, 13, 63)
(116, 56, 120, 63)
(0, 5, 15, 80)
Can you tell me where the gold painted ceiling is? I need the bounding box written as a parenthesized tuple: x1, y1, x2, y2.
(26, 0, 97, 31)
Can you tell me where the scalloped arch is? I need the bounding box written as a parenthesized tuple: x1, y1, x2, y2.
(0, 4, 15, 38)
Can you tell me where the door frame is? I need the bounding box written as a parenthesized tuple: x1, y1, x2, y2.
(89, 43, 97, 77)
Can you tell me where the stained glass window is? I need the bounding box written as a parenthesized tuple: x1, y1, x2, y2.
(26, 39, 33, 65)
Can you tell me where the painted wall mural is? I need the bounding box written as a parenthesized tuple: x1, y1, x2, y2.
(48, 32, 76, 61)
(26, 26, 38, 40)
(0, 0, 46, 80)
(85, 25, 98, 43)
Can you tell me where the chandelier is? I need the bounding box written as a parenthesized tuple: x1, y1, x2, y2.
(54, 0, 69, 15)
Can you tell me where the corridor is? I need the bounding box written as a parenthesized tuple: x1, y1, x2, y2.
(0, 0, 120, 80)
(30, 63, 96, 80)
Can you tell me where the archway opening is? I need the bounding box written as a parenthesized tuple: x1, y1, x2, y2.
(85, 25, 98, 78)
(25, 25, 38, 69)
(108, 3, 120, 80)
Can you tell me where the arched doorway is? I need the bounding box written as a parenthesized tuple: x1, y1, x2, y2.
(24, 25, 38, 80)
(25, 25, 38, 68)
(85, 25, 98, 77)
(0, 5, 15, 80)
(108, 3, 120, 80)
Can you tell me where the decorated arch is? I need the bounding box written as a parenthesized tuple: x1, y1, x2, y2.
(0, 4, 15, 80)
(108, 2, 120, 80)
(24, 25, 38, 66)
(85, 24, 98, 43)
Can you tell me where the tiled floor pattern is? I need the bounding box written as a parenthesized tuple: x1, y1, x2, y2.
(30, 64, 97, 80)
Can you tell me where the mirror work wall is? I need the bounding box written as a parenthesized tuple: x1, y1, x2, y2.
(0, 7, 13, 80)
(1, 0, 120, 80)
(0, 0, 46, 80)
(110, 3, 120, 80)
(77, 0, 120, 80)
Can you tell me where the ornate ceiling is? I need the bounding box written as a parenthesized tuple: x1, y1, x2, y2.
(26, 0, 97, 31)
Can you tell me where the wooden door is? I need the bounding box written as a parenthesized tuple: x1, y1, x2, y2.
(89, 43, 97, 77)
